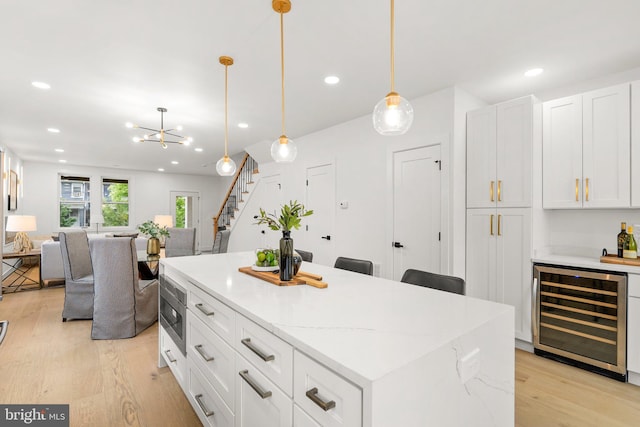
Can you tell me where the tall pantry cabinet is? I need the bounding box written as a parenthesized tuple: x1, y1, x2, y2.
(466, 96, 538, 343)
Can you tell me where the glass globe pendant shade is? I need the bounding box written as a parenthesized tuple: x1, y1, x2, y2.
(216, 155, 237, 176)
(270, 135, 297, 163)
(372, 92, 414, 136)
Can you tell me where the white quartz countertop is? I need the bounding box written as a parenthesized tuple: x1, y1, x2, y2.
(533, 253, 640, 275)
(161, 252, 513, 387)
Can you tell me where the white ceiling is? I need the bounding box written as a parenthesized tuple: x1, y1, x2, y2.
(2, 0, 640, 176)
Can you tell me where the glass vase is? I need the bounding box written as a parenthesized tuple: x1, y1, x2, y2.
(279, 231, 294, 281)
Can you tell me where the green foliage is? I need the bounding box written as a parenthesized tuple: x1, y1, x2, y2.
(137, 220, 170, 239)
(254, 200, 313, 232)
(59, 205, 76, 227)
(103, 183, 129, 227)
(176, 196, 185, 228)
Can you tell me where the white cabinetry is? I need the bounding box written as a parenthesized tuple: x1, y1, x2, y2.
(543, 83, 630, 208)
(632, 81, 640, 207)
(159, 327, 187, 392)
(628, 274, 640, 385)
(466, 209, 532, 342)
(467, 96, 533, 208)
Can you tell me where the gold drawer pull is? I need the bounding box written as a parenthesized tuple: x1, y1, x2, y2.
(498, 214, 502, 236)
(497, 180, 502, 202)
(585, 177, 589, 202)
(490, 181, 495, 202)
(306, 387, 336, 411)
(575, 178, 579, 202)
(490, 214, 494, 236)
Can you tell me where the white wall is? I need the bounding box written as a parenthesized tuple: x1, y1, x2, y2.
(21, 161, 226, 251)
(230, 86, 482, 279)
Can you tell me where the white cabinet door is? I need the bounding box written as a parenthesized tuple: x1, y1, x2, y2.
(495, 209, 532, 342)
(497, 97, 532, 208)
(582, 83, 630, 208)
(465, 209, 497, 301)
(631, 81, 640, 207)
(467, 106, 497, 208)
(542, 95, 583, 208)
(236, 355, 292, 427)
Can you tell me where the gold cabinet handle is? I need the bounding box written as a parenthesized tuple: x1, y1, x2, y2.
(490, 181, 495, 202)
(585, 177, 589, 202)
(490, 214, 494, 236)
(498, 214, 502, 236)
(575, 178, 579, 202)
(497, 180, 502, 202)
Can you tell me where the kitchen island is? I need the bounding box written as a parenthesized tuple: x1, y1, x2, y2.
(160, 252, 514, 427)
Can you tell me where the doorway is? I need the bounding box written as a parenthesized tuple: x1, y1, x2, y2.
(170, 191, 200, 252)
(305, 163, 335, 266)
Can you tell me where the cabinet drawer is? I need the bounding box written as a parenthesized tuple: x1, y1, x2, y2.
(294, 351, 362, 427)
(235, 314, 293, 396)
(160, 326, 187, 393)
(294, 404, 321, 427)
(187, 311, 235, 412)
(236, 354, 292, 427)
(189, 284, 235, 345)
(188, 362, 234, 427)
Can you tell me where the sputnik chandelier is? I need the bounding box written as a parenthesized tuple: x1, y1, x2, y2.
(126, 107, 193, 149)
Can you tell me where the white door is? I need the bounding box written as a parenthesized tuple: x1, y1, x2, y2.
(465, 209, 496, 301)
(254, 174, 282, 249)
(466, 106, 496, 209)
(632, 81, 640, 207)
(495, 209, 532, 342)
(542, 95, 583, 208)
(496, 96, 532, 208)
(582, 83, 630, 208)
(170, 191, 200, 252)
(305, 163, 335, 266)
(392, 145, 441, 281)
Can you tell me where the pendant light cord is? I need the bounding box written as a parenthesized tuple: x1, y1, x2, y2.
(224, 62, 229, 157)
(390, 0, 395, 93)
(280, 10, 286, 136)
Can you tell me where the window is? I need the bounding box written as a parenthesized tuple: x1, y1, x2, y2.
(102, 178, 129, 227)
(60, 176, 90, 228)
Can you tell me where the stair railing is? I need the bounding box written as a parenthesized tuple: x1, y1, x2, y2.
(213, 153, 258, 238)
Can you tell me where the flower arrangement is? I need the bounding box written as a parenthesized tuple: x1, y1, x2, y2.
(254, 200, 313, 232)
(137, 220, 170, 239)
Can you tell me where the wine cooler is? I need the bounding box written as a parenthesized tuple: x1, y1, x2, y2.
(533, 264, 627, 381)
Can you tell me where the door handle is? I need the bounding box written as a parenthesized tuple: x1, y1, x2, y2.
(393, 242, 404, 248)
(321, 235, 331, 241)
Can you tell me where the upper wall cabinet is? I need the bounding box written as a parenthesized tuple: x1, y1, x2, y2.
(543, 83, 630, 209)
(632, 81, 640, 207)
(467, 96, 534, 209)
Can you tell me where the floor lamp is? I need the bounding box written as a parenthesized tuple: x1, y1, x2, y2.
(6, 215, 37, 252)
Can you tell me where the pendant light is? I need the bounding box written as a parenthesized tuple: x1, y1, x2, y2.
(216, 56, 238, 176)
(270, 0, 297, 163)
(372, 0, 414, 136)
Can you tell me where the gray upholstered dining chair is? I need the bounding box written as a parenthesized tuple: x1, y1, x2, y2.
(334, 256, 373, 275)
(296, 249, 313, 262)
(59, 230, 94, 321)
(165, 227, 196, 257)
(400, 269, 466, 295)
(89, 237, 158, 339)
(212, 229, 230, 254)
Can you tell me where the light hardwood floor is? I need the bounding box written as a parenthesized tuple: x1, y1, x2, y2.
(2, 281, 640, 426)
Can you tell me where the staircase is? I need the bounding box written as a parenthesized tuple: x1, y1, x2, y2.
(213, 153, 259, 238)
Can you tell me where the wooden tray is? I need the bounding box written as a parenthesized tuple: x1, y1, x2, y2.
(600, 254, 640, 266)
(238, 267, 328, 289)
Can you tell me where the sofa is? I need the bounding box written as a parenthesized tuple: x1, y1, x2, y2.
(40, 234, 148, 285)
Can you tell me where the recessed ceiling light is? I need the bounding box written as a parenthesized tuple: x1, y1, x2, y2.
(524, 68, 544, 77)
(238, 123, 249, 129)
(194, 148, 203, 152)
(158, 168, 165, 172)
(324, 76, 340, 85)
(32, 81, 51, 89)
(171, 161, 179, 165)
(59, 159, 67, 163)
(47, 128, 60, 133)
(54, 148, 64, 153)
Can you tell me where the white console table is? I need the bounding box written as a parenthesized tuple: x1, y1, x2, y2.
(159, 252, 514, 427)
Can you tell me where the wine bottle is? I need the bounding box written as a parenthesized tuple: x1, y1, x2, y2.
(623, 225, 638, 259)
(617, 222, 627, 257)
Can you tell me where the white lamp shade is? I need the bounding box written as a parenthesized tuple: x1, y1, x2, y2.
(6, 215, 37, 232)
(153, 215, 173, 228)
(92, 213, 105, 224)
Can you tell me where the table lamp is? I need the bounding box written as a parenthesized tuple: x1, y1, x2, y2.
(153, 215, 173, 247)
(6, 215, 37, 252)
(92, 213, 104, 234)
